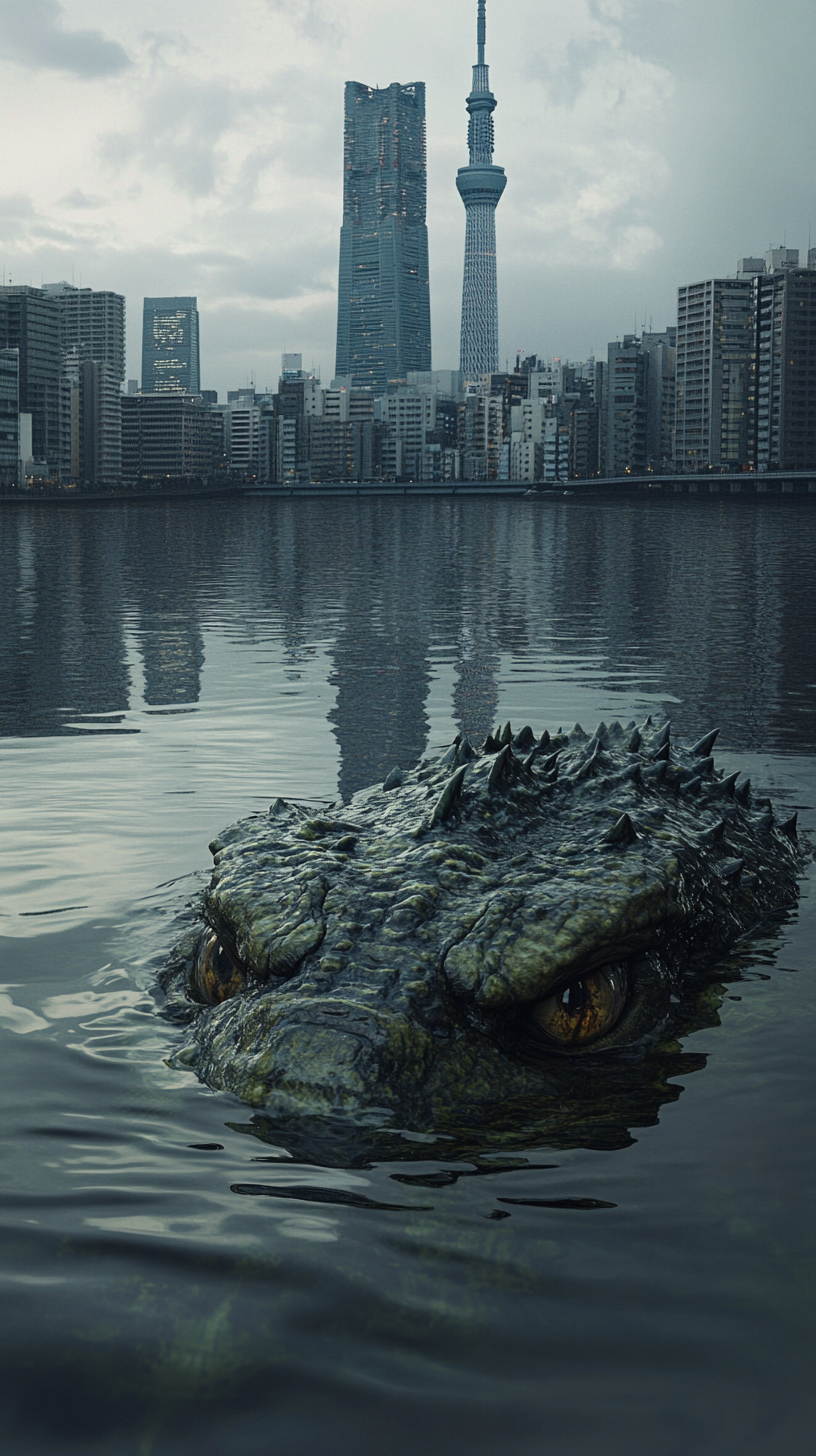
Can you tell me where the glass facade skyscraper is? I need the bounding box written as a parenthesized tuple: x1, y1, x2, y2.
(141, 297, 200, 394)
(0, 286, 62, 471)
(0, 347, 20, 487)
(335, 81, 431, 394)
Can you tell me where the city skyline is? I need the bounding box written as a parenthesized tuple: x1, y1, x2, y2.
(2, 0, 816, 399)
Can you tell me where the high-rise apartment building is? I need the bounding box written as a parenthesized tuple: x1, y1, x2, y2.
(141, 298, 200, 394)
(41, 283, 125, 485)
(600, 331, 674, 476)
(604, 336, 647, 476)
(457, 1, 506, 381)
(61, 351, 122, 486)
(0, 286, 61, 471)
(754, 263, 816, 471)
(335, 81, 431, 393)
(42, 283, 125, 381)
(642, 329, 676, 468)
(674, 278, 755, 471)
(457, 391, 503, 480)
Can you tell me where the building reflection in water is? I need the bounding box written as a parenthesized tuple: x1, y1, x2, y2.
(0, 497, 813, 783)
(125, 506, 205, 708)
(324, 506, 432, 799)
(0, 508, 131, 736)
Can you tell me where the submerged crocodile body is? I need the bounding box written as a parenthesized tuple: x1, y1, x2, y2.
(162, 719, 801, 1149)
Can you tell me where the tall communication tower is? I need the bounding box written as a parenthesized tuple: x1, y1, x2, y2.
(456, 0, 506, 380)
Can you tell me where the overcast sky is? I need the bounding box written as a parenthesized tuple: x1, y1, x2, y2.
(2, 0, 815, 397)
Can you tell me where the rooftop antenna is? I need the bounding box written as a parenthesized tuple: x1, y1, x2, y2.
(477, 0, 486, 65)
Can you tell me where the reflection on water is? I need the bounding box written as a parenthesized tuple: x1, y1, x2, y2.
(2, 496, 815, 777)
(0, 494, 814, 1456)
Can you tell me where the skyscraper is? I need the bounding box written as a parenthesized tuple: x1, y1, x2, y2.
(335, 81, 431, 394)
(141, 297, 200, 394)
(0, 348, 20, 487)
(457, 0, 506, 381)
(0, 286, 62, 472)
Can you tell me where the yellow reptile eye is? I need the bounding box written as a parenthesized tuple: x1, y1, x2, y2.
(530, 963, 629, 1047)
(194, 933, 245, 1006)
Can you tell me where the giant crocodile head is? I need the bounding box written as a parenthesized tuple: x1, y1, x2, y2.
(161, 719, 802, 1151)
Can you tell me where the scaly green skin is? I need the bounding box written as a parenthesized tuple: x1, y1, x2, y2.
(161, 718, 801, 1140)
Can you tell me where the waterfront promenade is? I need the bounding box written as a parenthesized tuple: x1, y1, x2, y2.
(2, 471, 816, 505)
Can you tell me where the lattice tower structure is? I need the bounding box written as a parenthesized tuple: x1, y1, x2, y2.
(456, 0, 507, 381)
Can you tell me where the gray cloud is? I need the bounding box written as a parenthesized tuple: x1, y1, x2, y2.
(0, 0, 131, 78)
(0, 191, 87, 255)
(263, 0, 343, 47)
(100, 77, 238, 196)
(60, 189, 105, 210)
(0, 193, 36, 259)
(99, 60, 339, 205)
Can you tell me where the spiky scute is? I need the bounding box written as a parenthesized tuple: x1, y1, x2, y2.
(161, 720, 802, 1133)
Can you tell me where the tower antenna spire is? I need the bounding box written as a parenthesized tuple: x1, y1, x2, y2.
(456, 0, 507, 381)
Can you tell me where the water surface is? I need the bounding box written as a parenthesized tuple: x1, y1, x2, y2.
(1, 494, 814, 1455)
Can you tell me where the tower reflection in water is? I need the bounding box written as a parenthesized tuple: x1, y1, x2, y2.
(0, 497, 813, 781)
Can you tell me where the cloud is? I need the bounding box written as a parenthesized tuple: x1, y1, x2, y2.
(510, 7, 674, 270)
(263, 0, 343, 47)
(100, 77, 238, 197)
(60, 189, 105, 211)
(98, 55, 340, 207)
(0, 0, 131, 79)
(0, 191, 86, 253)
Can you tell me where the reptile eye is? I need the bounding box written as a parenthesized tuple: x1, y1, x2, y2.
(194, 933, 245, 1006)
(529, 963, 629, 1047)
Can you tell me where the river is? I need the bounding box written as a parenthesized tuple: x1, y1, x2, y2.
(1, 492, 814, 1455)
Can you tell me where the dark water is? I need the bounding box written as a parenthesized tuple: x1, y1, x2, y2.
(1, 494, 814, 1455)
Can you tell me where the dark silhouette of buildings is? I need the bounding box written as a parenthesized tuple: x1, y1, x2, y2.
(754, 265, 816, 471)
(0, 285, 61, 472)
